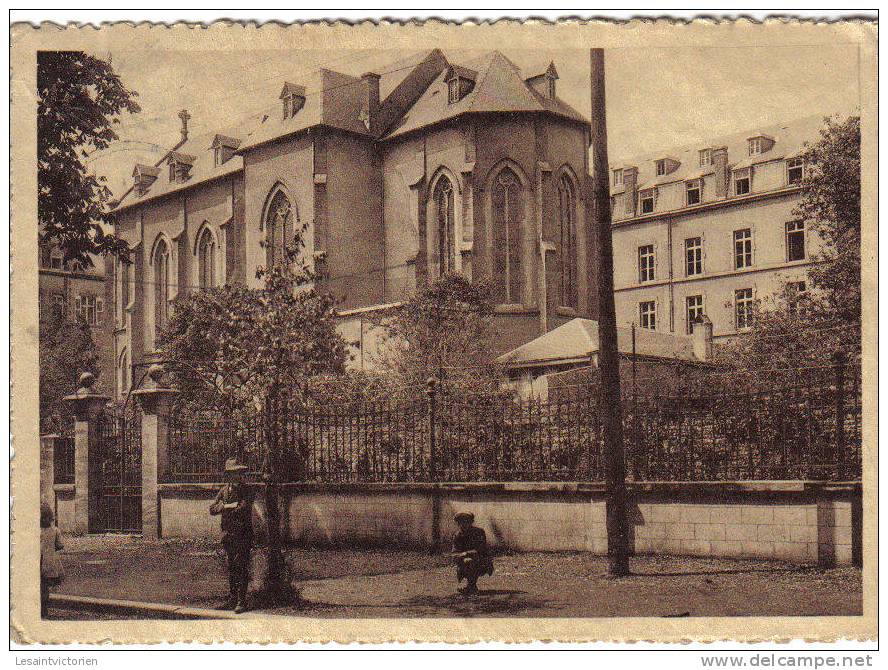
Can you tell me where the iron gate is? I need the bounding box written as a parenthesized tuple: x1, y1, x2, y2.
(94, 411, 142, 533)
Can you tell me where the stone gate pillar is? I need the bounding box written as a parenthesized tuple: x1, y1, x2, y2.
(63, 373, 110, 535)
(40, 434, 58, 507)
(133, 364, 179, 540)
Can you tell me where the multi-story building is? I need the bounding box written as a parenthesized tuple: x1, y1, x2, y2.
(38, 242, 115, 392)
(610, 114, 824, 341)
(110, 50, 599, 397)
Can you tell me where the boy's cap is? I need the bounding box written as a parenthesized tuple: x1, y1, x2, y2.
(223, 457, 249, 474)
(454, 512, 474, 523)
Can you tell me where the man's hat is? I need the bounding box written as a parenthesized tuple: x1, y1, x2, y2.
(223, 457, 249, 474)
(454, 511, 474, 524)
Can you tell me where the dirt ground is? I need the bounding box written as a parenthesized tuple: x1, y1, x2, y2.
(53, 536, 862, 618)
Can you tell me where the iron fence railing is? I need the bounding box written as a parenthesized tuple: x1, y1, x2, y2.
(162, 362, 862, 484)
(167, 412, 264, 482)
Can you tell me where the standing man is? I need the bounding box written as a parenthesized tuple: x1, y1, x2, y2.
(210, 458, 254, 613)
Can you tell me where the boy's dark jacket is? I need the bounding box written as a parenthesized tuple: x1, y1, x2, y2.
(210, 483, 254, 545)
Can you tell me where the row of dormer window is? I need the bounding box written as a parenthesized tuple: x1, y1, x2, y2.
(615, 157, 805, 216)
(634, 221, 807, 286)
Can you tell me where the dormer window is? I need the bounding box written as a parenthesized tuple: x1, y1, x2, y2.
(167, 152, 196, 184)
(699, 148, 712, 167)
(448, 77, 460, 104)
(733, 167, 751, 195)
(787, 157, 804, 185)
(612, 168, 623, 187)
(279, 82, 306, 120)
(654, 157, 680, 177)
(747, 134, 775, 157)
(211, 134, 240, 167)
(444, 65, 477, 105)
(639, 188, 656, 214)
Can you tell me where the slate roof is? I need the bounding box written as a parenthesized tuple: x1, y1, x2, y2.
(610, 113, 828, 196)
(497, 318, 699, 368)
(383, 51, 587, 140)
(115, 125, 250, 211)
(115, 50, 589, 211)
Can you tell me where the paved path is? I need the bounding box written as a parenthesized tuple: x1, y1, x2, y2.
(53, 537, 862, 619)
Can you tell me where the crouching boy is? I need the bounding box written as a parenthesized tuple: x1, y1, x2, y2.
(451, 512, 493, 595)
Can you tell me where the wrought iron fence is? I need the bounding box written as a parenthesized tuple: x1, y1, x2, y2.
(162, 362, 862, 484)
(167, 411, 264, 482)
(53, 436, 76, 485)
(95, 409, 143, 533)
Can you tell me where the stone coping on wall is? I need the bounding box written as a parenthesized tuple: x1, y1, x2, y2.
(158, 480, 861, 497)
(53, 484, 75, 493)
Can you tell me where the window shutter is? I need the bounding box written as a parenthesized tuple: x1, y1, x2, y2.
(74, 296, 81, 321)
(653, 242, 659, 281)
(97, 298, 104, 321)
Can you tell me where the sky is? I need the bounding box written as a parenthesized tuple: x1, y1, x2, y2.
(87, 44, 862, 198)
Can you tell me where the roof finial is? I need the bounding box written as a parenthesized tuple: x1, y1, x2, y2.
(178, 109, 191, 143)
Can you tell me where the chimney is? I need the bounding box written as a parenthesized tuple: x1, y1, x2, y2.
(360, 72, 381, 133)
(692, 314, 713, 362)
(622, 166, 638, 217)
(712, 146, 729, 199)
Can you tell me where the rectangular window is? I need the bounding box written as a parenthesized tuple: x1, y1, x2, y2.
(748, 138, 762, 156)
(75, 294, 103, 326)
(448, 77, 460, 104)
(733, 168, 751, 195)
(51, 293, 65, 318)
(787, 280, 807, 315)
(787, 157, 804, 185)
(655, 160, 666, 176)
(734, 228, 753, 269)
(612, 168, 623, 186)
(639, 189, 655, 214)
(685, 237, 703, 276)
(686, 179, 701, 206)
(638, 244, 655, 283)
(639, 301, 657, 331)
(785, 220, 806, 261)
(50, 249, 63, 270)
(699, 148, 712, 167)
(788, 280, 807, 295)
(735, 288, 754, 330)
(686, 295, 704, 335)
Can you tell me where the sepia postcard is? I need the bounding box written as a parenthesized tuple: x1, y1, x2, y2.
(9, 16, 878, 645)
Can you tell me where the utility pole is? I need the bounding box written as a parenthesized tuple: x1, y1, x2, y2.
(590, 48, 630, 576)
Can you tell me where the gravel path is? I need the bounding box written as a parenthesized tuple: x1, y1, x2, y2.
(53, 536, 861, 619)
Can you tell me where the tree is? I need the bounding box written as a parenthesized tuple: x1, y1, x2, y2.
(795, 115, 861, 324)
(39, 301, 99, 434)
(38, 51, 140, 266)
(158, 222, 348, 604)
(369, 273, 505, 395)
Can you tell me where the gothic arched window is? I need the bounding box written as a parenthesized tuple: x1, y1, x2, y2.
(433, 176, 455, 276)
(558, 175, 578, 309)
(492, 167, 523, 304)
(117, 348, 129, 398)
(265, 189, 293, 268)
(153, 238, 171, 340)
(197, 226, 217, 289)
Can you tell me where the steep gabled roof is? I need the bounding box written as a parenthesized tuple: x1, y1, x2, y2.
(383, 51, 587, 140)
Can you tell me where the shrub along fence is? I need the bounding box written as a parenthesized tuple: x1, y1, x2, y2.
(163, 360, 862, 484)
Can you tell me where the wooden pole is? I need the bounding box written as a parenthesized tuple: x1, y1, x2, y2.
(590, 48, 630, 576)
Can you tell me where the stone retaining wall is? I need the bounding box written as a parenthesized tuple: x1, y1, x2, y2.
(150, 481, 861, 566)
